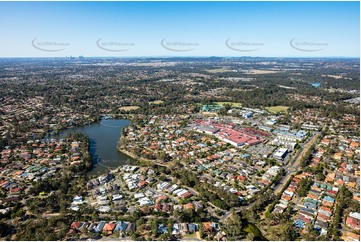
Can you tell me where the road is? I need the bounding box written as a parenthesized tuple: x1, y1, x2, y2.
(217, 133, 321, 223)
(215, 133, 322, 240)
(273, 133, 320, 195)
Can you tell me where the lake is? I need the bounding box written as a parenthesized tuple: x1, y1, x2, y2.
(310, 82, 321, 88)
(58, 119, 134, 176)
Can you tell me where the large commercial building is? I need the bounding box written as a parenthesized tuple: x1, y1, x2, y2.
(273, 148, 288, 160)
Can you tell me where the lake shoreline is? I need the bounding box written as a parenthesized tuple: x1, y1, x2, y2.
(56, 119, 134, 176)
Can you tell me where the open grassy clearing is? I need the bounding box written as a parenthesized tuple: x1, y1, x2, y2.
(247, 69, 281, 74)
(216, 101, 242, 107)
(148, 100, 164, 105)
(206, 68, 231, 73)
(119, 106, 140, 111)
(265, 106, 289, 113)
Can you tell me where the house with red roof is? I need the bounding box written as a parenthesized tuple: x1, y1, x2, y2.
(70, 221, 82, 230)
(346, 217, 360, 231)
(182, 191, 193, 198)
(138, 180, 148, 188)
(103, 222, 116, 235)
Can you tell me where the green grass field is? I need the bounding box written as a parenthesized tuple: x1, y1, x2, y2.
(265, 106, 289, 113)
(216, 102, 242, 107)
(148, 100, 164, 105)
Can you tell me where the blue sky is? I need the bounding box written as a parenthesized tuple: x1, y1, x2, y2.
(0, 1, 359, 57)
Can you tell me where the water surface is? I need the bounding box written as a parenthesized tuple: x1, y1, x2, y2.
(59, 119, 134, 176)
(310, 82, 321, 88)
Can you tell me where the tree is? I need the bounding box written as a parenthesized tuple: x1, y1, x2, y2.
(315, 172, 325, 181)
(136, 218, 146, 228)
(158, 233, 169, 241)
(112, 230, 120, 238)
(198, 223, 204, 239)
(224, 212, 243, 240)
(303, 223, 318, 241)
(92, 211, 99, 221)
(44, 234, 56, 241)
(167, 220, 174, 236)
(150, 219, 159, 237)
(130, 232, 138, 240)
(16, 209, 24, 218)
(0, 222, 13, 237)
(296, 178, 313, 197)
(280, 222, 297, 241)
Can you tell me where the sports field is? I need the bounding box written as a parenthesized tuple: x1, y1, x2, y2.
(265, 106, 289, 113)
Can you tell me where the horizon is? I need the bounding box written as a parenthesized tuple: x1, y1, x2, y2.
(0, 55, 359, 59)
(0, 1, 359, 58)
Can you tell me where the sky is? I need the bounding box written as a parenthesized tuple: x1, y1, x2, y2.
(0, 1, 359, 57)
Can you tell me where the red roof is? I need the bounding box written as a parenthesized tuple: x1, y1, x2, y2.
(346, 217, 360, 230)
(317, 213, 330, 221)
(237, 175, 246, 181)
(326, 190, 337, 196)
(247, 139, 260, 145)
(103, 223, 116, 232)
(319, 206, 332, 213)
(299, 215, 311, 223)
(138, 180, 147, 187)
(10, 187, 22, 193)
(154, 202, 162, 210)
(182, 191, 193, 198)
(71, 221, 81, 229)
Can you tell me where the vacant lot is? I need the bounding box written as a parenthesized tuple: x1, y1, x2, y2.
(119, 106, 140, 111)
(148, 100, 164, 105)
(265, 106, 289, 113)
